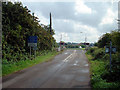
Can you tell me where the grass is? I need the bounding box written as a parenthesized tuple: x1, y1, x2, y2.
(86, 53, 120, 88)
(2, 51, 62, 76)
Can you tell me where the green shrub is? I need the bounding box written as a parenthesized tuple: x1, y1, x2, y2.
(102, 54, 109, 60)
(102, 52, 120, 82)
(86, 53, 120, 88)
(92, 48, 105, 60)
(86, 47, 96, 54)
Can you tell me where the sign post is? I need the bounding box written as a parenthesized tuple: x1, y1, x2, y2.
(28, 36, 37, 60)
(30, 46, 31, 59)
(110, 41, 112, 72)
(33, 46, 37, 59)
(105, 41, 116, 72)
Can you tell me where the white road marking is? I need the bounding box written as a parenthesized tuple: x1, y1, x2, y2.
(73, 61, 78, 66)
(64, 53, 68, 54)
(63, 50, 76, 62)
(84, 64, 88, 66)
(81, 69, 89, 73)
(63, 53, 73, 62)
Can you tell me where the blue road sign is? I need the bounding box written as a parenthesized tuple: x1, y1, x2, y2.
(28, 36, 37, 43)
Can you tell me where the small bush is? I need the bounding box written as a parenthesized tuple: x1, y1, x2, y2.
(102, 52, 120, 82)
(86, 47, 96, 54)
(89, 48, 95, 53)
(92, 48, 105, 60)
(86, 48, 120, 88)
(86, 53, 120, 88)
(102, 54, 109, 60)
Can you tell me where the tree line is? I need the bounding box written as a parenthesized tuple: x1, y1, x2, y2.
(2, 1, 57, 62)
(96, 30, 120, 51)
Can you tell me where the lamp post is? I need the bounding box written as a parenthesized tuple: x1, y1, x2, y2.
(80, 32, 87, 50)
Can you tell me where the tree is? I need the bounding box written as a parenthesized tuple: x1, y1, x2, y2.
(2, 1, 56, 61)
(97, 30, 120, 52)
(111, 30, 120, 51)
(97, 33, 111, 48)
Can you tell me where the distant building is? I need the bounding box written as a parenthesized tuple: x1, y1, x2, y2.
(89, 43, 94, 47)
(79, 43, 90, 46)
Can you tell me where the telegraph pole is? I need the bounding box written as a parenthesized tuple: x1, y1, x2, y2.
(50, 12, 54, 51)
(85, 33, 87, 50)
(60, 34, 62, 50)
(50, 12, 52, 35)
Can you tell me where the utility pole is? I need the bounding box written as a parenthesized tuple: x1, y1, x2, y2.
(60, 34, 62, 50)
(50, 12, 52, 35)
(32, 13, 34, 20)
(50, 12, 53, 51)
(85, 33, 87, 50)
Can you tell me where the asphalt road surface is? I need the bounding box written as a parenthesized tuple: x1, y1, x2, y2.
(3, 49, 91, 88)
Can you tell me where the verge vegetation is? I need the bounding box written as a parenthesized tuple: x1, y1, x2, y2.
(86, 30, 120, 88)
(2, 1, 58, 76)
(3, 51, 62, 76)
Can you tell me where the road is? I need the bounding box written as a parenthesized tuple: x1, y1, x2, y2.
(2, 49, 91, 88)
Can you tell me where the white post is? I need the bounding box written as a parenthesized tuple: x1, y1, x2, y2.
(34, 50, 36, 58)
(30, 46, 31, 60)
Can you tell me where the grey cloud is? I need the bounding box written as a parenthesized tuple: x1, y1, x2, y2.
(24, 2, 117, 28)
(98, 23, 118, 33)
(22, 1, 118, 42)
(53, 19, 75, 33)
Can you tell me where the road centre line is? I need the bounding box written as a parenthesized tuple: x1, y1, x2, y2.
(63, 50, 76, 62)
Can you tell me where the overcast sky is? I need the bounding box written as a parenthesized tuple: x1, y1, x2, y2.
(11, 0, 118, 43)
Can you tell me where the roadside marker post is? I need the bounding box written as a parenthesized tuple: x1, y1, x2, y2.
(30, 46, 31, 59)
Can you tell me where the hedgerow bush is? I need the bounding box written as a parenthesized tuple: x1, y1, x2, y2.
(86, 47, 120, 88)
(102, 52, 120, 82)
(86, 47, 96, 54)
(92, 48, 105, 60)
(87, 47, 105, 60)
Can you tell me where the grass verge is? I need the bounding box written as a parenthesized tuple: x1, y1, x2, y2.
(2, 51, 62, 76)
(86, 53, 120, 88)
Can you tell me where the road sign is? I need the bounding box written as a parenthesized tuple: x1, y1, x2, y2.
(105, 46, 109, 53)
(33, 46, 37, 50)
(28, 36, 37, 43)
(28, 43, 37, 47)
(105, 47, 109, 53)
(105, 46, 116, 54)
(28, 36, 37, 60)
(28, 36, 37, 47)
(112, 47, 116, 53)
